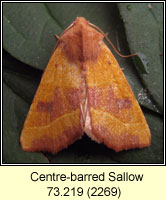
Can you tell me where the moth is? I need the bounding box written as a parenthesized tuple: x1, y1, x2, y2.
(20, 17, 151, 154)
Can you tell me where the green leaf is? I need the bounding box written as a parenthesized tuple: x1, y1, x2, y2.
(132, 52, 149, 74)
(3, 82, 49, 164)
(118, 3, 163, 113)
(3, 51, 42, 104)
(3, 2, 156, 111)
(3, 3, 163, 163)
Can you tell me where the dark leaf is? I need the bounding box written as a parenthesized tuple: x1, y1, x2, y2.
(118, 3, 163, 112)
(132, 52, 149, 74)
(3, 3, 163, 164)
(3, 82, 49, 163)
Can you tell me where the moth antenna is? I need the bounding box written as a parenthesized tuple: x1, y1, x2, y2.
(89, 22, 137, 58)
(105, 32, 109, 37)
(53, 23, 75, 51)
(55, 34, 60, 40)
(60, 22, 75, 37)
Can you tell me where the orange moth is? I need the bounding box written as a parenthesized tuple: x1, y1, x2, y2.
(20, 17, 151, 154)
